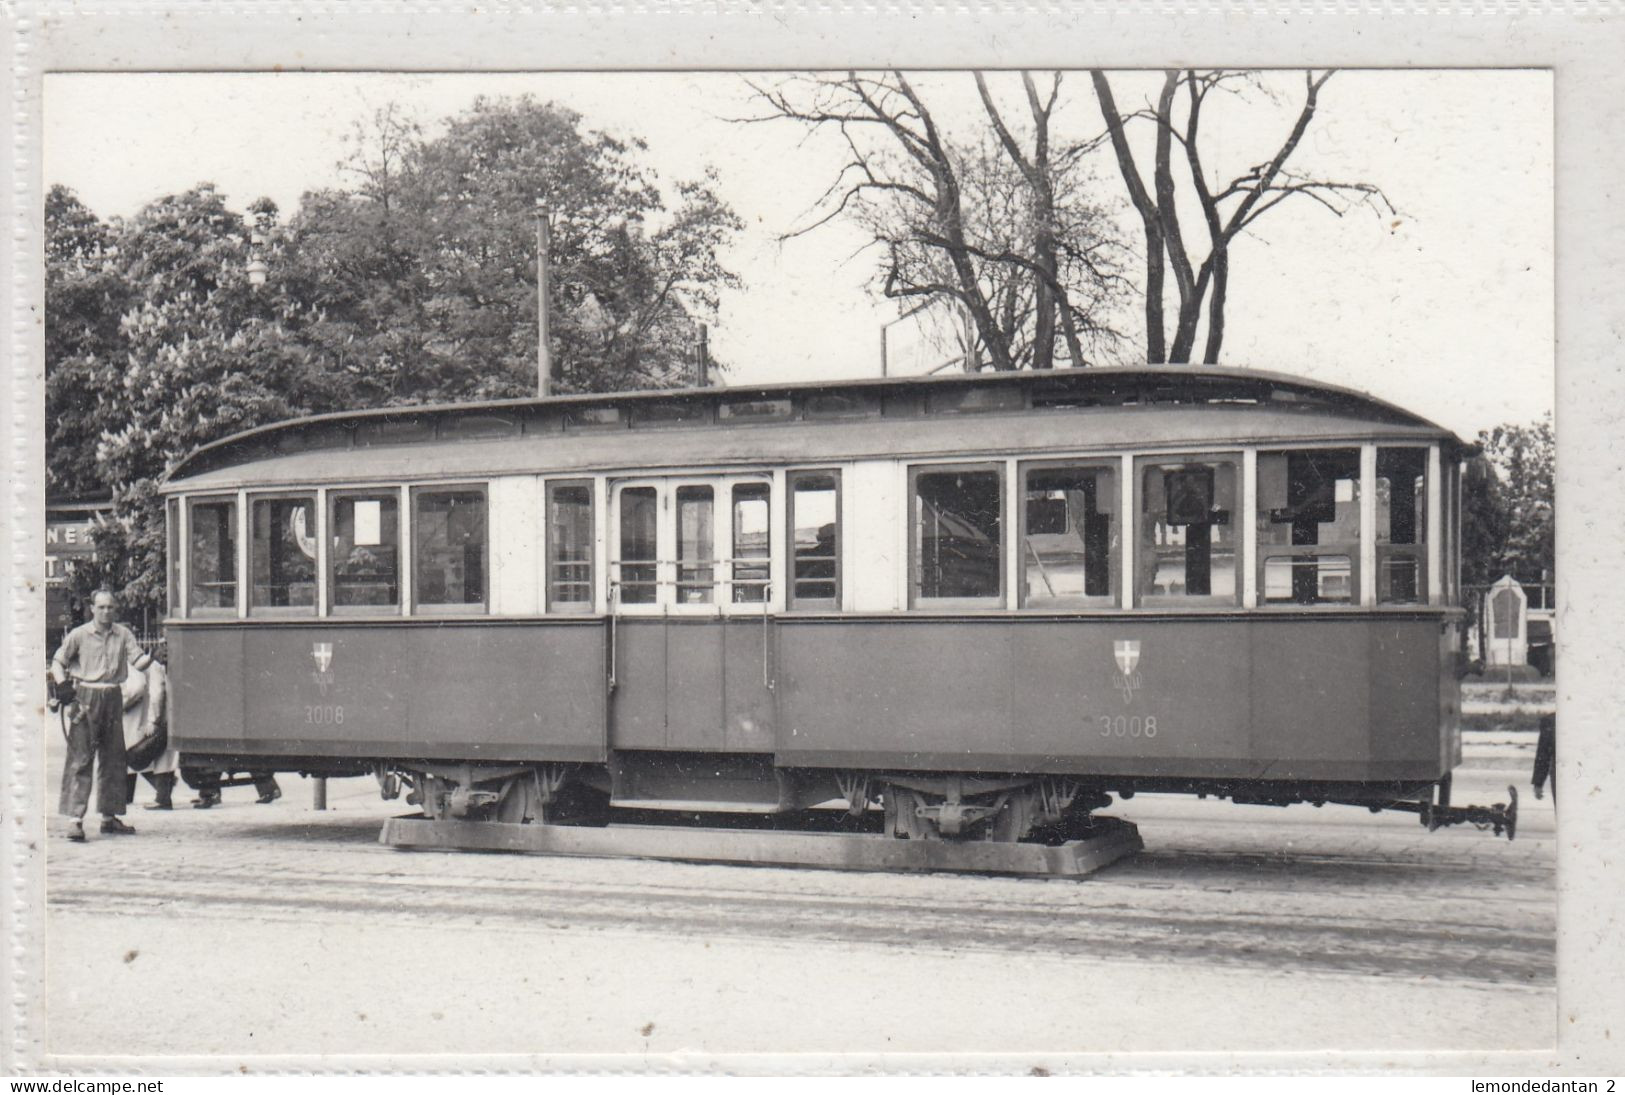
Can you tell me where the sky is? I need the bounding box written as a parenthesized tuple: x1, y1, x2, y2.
(42, 70, 1553, 440)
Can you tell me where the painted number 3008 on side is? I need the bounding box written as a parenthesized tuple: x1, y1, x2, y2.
(1099, 715, 1157, 738)
(305, 705, 345, 725)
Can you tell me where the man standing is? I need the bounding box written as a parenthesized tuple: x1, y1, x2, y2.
(51, 588, 153, 842)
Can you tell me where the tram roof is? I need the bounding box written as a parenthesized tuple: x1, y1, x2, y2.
(162, 364, 1465, 491)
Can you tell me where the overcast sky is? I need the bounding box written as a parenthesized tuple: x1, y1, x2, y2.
(43, 70, 1552, 440)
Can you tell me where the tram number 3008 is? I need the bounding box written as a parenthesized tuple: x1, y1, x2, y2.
(304, 705, 346, 725)
(1099, 715, 1158, 739)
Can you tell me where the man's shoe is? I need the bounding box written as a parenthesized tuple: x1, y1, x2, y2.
(256, 787, 282, 805)
(144, 800, 173, 810)
(100, 817, 136, 835)
(192, 794, 220, 809)
(66, 821, 86, 843)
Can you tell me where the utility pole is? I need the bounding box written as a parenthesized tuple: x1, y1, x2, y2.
(696, 324, 711, 387)
(536, 200, 553, 398)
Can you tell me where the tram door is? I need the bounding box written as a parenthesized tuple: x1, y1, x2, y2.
(608, 476, 778, 753)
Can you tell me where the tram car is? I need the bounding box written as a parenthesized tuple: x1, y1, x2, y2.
(158, 364, 1513, 845)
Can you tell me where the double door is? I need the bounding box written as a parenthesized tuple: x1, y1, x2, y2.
(607, 475, 778, 751)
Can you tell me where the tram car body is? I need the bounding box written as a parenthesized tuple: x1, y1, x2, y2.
(159, 365, 1471, 841)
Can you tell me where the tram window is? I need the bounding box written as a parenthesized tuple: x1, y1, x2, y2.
(635, 400, 708, 426)
(719, 398, 793, 422)
(547, 482, 595, 612)
(789, 471, 840, 608)
(1262, 556, 1353, 604)
(732, 483, 771, 603)
(187, 498, 236, 616)
(250, 495, 318, 614)
(166, 498, 180, 617)
(617, 487, 658, 604)
(913, 466, 1003, 605)
(1377, 448, 1428, 604)
(1137, 459, 1238, 606)
(329, 492, 400, 612)
(676, 485, 716, 604)
(804, 392, 872, 419)
(1256, 449, 1360, 605)
(412, 488, 487, 613)
(1022, 464, 1116, 608)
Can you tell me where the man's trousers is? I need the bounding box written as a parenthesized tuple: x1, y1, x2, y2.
(58, 685, 128, 819)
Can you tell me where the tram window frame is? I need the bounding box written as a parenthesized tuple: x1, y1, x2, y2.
(1133, 454, 1242, 608)
(166, 498, 181, 618)
(731, 482, 772, 604)
(614, 485, 660, 606)
(1018, 460, 1118, 610)
(1254, 447, 1362, 607)
(410, 484, 489, 616)
(1376, 447, 1428, 605)
(248, 492, 320, 617)
(546, 479, 596, 613)
(787, 470, 841, 610)
(674, 484, 718, 605)
(327, 489, 402, 616)
(186, 496, 239, 618)
(909, 462, 1006, 609)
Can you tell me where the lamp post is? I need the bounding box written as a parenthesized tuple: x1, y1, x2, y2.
(536, 200, 553, 398)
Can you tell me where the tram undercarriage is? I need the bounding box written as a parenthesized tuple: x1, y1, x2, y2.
(360, 753, 1516, 877)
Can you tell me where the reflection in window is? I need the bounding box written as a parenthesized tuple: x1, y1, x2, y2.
(1138, 460, 1237, 605)
(1256, 449, 1359, 604)
(414, 489, 486, 611)
(915, 468, 1002, 602)
(250, 496, 317, 612)
(676, 485, 715, 604)
(732, 483, 770, 603)
(188, 498, 236, 614)
(331, 493, 399, 610)
(617, 487, 658, 604)
(548, 483, 594, 611)
(250, 497, 316, 610)
(1023, 465, 1115, 607)
(790, 472, 839, 607)
(1377, 448, 1427, 604)
(1263, 556, 1352, 604)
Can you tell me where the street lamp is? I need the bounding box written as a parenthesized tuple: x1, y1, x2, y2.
(246, 229, 268, 289)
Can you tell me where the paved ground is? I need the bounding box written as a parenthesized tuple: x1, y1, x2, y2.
(39, 734, 1554, 1065)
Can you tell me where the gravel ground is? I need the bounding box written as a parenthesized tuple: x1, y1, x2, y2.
(40, 737, 1554, 1066)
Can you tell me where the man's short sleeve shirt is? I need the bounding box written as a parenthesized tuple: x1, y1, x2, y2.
(54, 621, 142, 685)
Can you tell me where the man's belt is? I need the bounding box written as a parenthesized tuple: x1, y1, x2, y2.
(72, 681, 120, 690)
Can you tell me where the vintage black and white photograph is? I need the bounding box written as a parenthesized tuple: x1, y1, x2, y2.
(9, 8, 1620, 1075)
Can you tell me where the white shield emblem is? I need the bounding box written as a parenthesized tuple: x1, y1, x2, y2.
(313, 642, 333, 673)
(1114, 639, 1140, 676)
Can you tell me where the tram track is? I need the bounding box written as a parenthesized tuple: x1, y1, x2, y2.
(49, 820, 1554, 990)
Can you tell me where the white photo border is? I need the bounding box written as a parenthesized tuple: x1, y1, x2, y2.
(4, 0, 1621, 1076)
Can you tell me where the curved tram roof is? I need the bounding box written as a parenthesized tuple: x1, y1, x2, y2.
(162, 365, 1464, 493)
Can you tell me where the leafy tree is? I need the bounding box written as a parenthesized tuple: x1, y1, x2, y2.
(52, 185, 321, 617)
(45, 185, 129, 497)
(1464, 415, 1554, 589)
(747, 72, 1129, 371)
(288, 96, 742, 401)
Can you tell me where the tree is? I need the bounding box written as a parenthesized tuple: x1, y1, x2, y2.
(1090, 70, 1394, 363)
(747, 72, 1128, 371)
(45, 185, 129, 498)
(1464, 415, 1554, 589)
(288, 96, 742, 401)
(50, 184, 321, 617)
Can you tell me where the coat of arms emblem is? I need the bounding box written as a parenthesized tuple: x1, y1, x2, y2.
(1113, 639, 1140, 677)
(313, 642, 334, 673)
